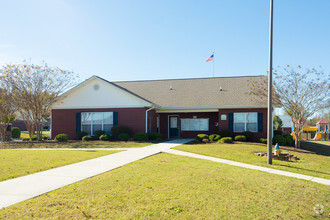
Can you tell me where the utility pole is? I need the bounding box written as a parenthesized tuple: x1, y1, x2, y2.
(267, 0, 274, 165)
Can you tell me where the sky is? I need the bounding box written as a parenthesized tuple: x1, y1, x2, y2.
(0, 0, 329, 82)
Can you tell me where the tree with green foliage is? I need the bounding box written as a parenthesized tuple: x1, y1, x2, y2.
(273, 115, 283, 131)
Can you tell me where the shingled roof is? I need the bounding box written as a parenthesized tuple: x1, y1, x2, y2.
(114, 75, 267, 109)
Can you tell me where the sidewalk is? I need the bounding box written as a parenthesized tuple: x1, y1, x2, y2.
(0, 139, 192, 208)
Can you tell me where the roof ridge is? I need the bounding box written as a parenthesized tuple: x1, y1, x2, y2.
(113, 75, 266, 83)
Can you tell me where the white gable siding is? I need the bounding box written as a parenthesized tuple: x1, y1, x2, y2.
(52, 78, 151, 109)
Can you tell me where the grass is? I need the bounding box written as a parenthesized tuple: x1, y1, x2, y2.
(0, 150, 120, 181)
(0, 153, 328, 219)
(0, 141, 151, 149)
(175, 143, 330, 179)
(20, 131, 51, 139)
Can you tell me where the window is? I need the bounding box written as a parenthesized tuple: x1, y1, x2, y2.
(81, 112, 113, 135)
(234, 113, 257, 132)
(181, 118, 209, 131)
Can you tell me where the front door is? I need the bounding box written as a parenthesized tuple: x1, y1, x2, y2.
(169, 116, 179, 138)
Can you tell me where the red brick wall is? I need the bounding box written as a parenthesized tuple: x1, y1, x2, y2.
(51, 108, 150, 139)
(218, 108, 267, 140)
(159, 112, 219, 139)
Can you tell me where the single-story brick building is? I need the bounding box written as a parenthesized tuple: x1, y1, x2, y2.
(51, 75, 268, 140)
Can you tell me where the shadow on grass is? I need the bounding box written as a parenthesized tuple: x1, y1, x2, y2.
(276, 163, 330, 177)
(300, 141, 330, 156)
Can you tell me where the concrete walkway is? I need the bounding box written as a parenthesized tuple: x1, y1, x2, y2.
(0, 139, 192, 208)
(163, 149, 330, 186)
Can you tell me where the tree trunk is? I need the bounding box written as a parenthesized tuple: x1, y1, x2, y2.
(0, 125, 7, 142)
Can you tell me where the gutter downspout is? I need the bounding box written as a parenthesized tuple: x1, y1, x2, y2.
(145, 106, 155, 133)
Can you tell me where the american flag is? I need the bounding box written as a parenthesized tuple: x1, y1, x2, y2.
(205, 53, 214, 62)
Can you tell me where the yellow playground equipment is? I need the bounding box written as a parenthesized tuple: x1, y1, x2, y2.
(292, 119, 329, 141)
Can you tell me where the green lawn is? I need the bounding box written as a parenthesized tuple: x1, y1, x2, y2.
(20, 131, 51, 139)
(0, 153, 328, 219)
(175, 143, 330, 179)
(0, 150, 120, 181)
(300, 140, 330, 156)
(0, 141, 151, 149)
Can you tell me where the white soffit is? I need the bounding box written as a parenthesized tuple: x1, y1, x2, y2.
(52, 77, 152, 109)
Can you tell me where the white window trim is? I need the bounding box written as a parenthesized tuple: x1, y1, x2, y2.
(81, 112, 113, 136)
(233, 112, 258, 133)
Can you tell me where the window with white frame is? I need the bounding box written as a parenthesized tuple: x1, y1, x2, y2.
(81, 112, 113, 135)
(181, 118, 209, 131)
(234, 113, 257, 132)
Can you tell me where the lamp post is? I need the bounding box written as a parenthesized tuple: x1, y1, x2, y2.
(267, 0, 274, 165)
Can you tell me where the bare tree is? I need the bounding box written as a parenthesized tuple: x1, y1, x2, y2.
(250, 66, 330, 148)
(0, 86, 16, 142)
(1, 62, 77, 140)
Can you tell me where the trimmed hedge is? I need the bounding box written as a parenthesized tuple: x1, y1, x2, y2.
(11, 127, 21, 138)
(196, 134, 209, 140)
(272, 135, 286, 146)
(76, 131, 88, 140)
(242, 131, 254, 142)
(31, 135, 38, 141)
(22, 138, 30, 141)
(218, 137, 233, 143)
(234, 135, 246, 142)
(259, 138, 267, 144)
(55, 134, 68, 142)
(202, 138, 209, 143)
(118, 133, 130, 141)
(111, 126, 131, 140)
(93, 130, 105, 140)
(284, 135, 294, 146)
(219, 129, 234, 138)
(42, 136, 50, 140)
(148, 132, 163, 140)
(99, 134, 111, 141)
(209, 134, 221, 142)
(134, 132, 148, 141)
(82, 136, 93, 141)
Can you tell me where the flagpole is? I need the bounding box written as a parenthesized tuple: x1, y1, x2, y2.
(213, 52, 215, 77)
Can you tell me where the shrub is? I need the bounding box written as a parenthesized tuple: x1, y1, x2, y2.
(274, 130, 283, 136)
(219, 129, 234, 138)
(196, 134, 209, 140)
(42, 136, 50, 140)
(134, 132, 148, 141)
(202, 138, 209, 143)
(31, 135, 38, 141)
(99, 134, 111, 141)
(242, 131, 254, 142)
(11, 127, 21, 138)
(22, 138, 30, 141)
(235, 135, 246, 142)
(118, 133, 130, 141)
(218, 137, 233, 143)
(284, 134, 294, 146)
(82, 136, 93, 141)
(111, 126, 131, 140)
(272, 135, 286, 146)
(148, 132, 163, 140)
(209, 134, 221, 142)
(93, 130, 105, 140)
(258, 138, 267, 144)
(54, 134, 68, 142)
(76, 131, 88, 140)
